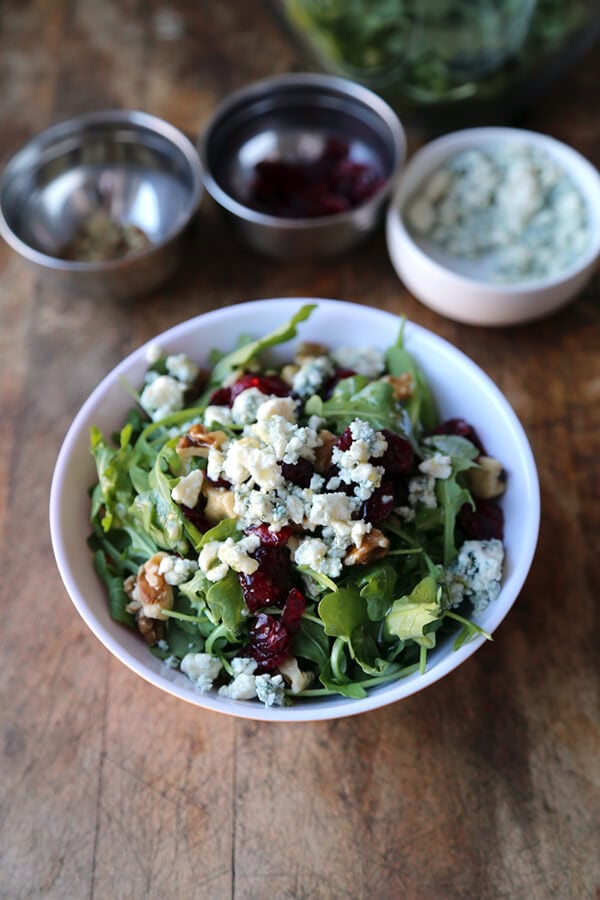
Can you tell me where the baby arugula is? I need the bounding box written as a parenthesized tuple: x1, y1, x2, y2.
(88, 304, 497, 704)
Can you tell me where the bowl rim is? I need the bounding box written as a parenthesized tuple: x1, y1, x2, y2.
(386, 126, 600, 295)
(49, 297, 540, 722)
(197, 72, 407, 229)
(0, 108, 204, 272)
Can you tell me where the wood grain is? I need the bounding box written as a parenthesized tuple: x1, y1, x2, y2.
(0, 3, 598, 899)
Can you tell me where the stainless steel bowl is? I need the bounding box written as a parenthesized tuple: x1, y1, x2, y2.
(0, 110, 203, 300)
(197, 73, 406, 260)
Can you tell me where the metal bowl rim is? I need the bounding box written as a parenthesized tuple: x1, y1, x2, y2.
(0, 109, 203, 272)
(197, 72, 407, 229)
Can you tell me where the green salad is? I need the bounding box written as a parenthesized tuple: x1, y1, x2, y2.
(89, 305, 507, 706)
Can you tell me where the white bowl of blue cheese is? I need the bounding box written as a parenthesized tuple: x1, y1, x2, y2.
(386, 127, 600, 326)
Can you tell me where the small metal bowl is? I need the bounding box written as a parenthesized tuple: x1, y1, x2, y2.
(0, 110, 203, 300)
(197, 73, 406, 260)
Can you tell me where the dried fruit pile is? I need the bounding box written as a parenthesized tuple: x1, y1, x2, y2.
(248, 137, 384, 218)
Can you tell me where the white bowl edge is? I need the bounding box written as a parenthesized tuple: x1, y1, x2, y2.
(386, 127, 600, 326)
(49, 297, 540, 721)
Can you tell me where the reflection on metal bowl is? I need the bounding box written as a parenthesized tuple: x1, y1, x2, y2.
(0, 110, 203, 300)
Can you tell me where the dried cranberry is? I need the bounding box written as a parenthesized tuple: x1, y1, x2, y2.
(238, 545, 293, 612)
(247, 613, 290, 671)
(334, 426, 354, 451)
(324, 136, 348, 160)
(247, 524, 292, 547)
(380, 430, 414, 475)
(430, 418, 487, 456)
(181, 502, 210, 533)
(363, 480, 396, 524)
(248, 137, 383, 219)
(238, 571, 276, 613)
(230, 372, 290, 402)
(459, 499, 504, 540)
(332, 158, 384, 205)
(281, 587, 306, 636)
(208, 386, 232, 406)
(205, 476, 232, 490)
(323, 465, 355, 496)
(282, 458, 314, 488)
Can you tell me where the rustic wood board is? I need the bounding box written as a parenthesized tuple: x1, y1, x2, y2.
(0, 3, 598, 898)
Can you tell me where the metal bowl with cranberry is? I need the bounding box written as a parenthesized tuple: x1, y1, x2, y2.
(197, 73, 406, 260)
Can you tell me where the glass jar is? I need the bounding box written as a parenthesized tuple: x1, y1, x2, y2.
(270, 0, 599, 128)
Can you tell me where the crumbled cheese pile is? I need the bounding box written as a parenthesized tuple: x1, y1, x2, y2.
(406, 143, 589, 282)
(201, 391, 389, 580)
(180, 653, 286, 705)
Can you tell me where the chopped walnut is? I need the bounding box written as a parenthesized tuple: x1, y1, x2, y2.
(280, 363, 300, 385)
(381, 372, 415, 400)
(344, 529, 390, 566)
(136, 614, 165, 645)
(176, 424, 228, 459)
(203, 483, 236, 523)
(314, 429, 337, 474)
(295, 341, 329, 362)
(466, 456, 506, 499)
(278, 656, 313, 694)
(126, 551, 174, 621)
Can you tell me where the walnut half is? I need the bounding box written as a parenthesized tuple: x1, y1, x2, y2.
(176, 424, 228, 459)
(344, 529, 390, 566)
(466, 456, 506, 499)
(125, 552, 174, 621)
(314, 429, 337, 474)
(381, 372, 415, 400)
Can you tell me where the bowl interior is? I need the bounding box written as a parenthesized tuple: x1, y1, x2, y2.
(204, 80, 400, 212)
(1, 116, 200, 259)
(49, 298, 540, 722)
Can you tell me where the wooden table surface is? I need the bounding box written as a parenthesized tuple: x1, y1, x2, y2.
(1, 3, 599, 898)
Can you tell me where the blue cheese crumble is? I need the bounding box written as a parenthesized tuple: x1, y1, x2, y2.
(444, 538, 504, 615)
(199, 534, 261, 582)
(217, 657, 286, 705)
(204, 402, 388, 575)
(140, 375, 184, 421)
(407, 144, 589, 282)
(180, 652, 223, 692)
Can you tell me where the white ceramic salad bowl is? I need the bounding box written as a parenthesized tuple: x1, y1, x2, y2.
(49, 298, 540, 721)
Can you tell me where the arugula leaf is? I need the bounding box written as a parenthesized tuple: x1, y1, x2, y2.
(384, 576, 442, 648)
(385, 321, 437, 431)
(197, 517, 240, 548)
(206, 570, 245, 630)
(166, 619, 204, 657)
(209, 304, 316, 388)
(355, 561, 397, 621)
(292, 618, 330, 670)
(90, 424, 136, 531)
(426, 434, 479, 461)
(127, 491, 177, 556)
(318, 661, 367, 699)
(297, 565, 338, 596)
(306, 377, 411, 434)
(445, 610, 493, 650)
(178, 568, 210, 614)
(169, 591, 205, 633)
(349, 623, 392, 676)
(318, 586, 369, 638)
(92, 550, 134, 626)
(424, 435, 479, 565)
